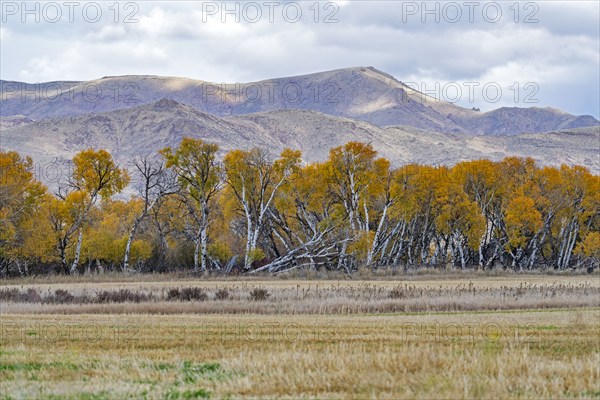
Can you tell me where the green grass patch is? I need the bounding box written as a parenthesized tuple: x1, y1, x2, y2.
(181, 361, 229, 383)
(0, 361, 79, 372)
(535, 325, 559, 330)
(155, 362, 176, 371)
(166, 385, 212, 399)
(77, 392, 112, 400)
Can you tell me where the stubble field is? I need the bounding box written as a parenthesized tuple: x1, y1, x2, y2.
(1, 274, 599, 399)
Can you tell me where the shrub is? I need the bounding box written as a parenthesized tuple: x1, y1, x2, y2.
(96, 289, 150, 303)
(180, 287, 208, 301)
(45, 289, 76, 304)
(214, 288, 230, 301)
(249, 287, 270, 301)
(388, 287, 405, 299)
(166, 287, 208, 302)
(166, 288, 181, 301)
(55, 289, 75, 303)
(26, 288, 42, 303)
(0, 288, 20, 302)
(0, 288, 42, 303)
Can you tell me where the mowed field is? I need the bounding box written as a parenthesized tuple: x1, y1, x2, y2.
(1, 274, 599, 399)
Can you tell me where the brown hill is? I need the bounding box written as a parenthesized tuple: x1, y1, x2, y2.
(2, 99, 597, 188)
(2, 67, 597, 135)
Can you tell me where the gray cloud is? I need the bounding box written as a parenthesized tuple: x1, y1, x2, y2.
(1, 0, 598, 117)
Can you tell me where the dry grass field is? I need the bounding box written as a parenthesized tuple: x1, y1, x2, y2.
(1, 274, 599, 399)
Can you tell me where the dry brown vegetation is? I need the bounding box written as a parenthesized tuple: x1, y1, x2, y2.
(1, 310, 599, 399)
(1, 276, 599, 315)
(1, 275, 599, 398)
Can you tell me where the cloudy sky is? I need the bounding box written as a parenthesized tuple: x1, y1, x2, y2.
(1, 1, 599, 117)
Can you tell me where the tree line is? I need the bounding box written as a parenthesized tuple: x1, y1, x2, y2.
(1, 139, 598, 276)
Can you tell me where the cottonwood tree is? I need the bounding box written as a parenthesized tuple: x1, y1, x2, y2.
(123, 156, 177, 272)
(364, 158, 398, 266)
(405, 165, 443, 266)
(15, 193, 57, 273)
(368, 164, 417, 268)
(325, 142, 377, 231)
(83, 200, 153, 272)
(576, 231, 600, 271)
(553, 165, 599, 269)
(0, 151, 47, 275)
(224, 147, 301, 270)
(324, 142, 377, 271)
(2, 145, 599, 274)
(435, 173, 486, 269)
(504, 195, 542, 270)
(148, 194, 185, 269)
(161, 138, 222, 273)
(53, 149, 129, 274)
(48, 190, 87, 273)
(253, 162, 344, 273)
(451, 160, 504, 268)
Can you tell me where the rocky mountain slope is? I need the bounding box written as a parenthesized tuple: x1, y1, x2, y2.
(2, 99, 597, 179)
(2, 67, 597, 135)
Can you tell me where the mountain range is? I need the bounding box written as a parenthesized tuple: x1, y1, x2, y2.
(1, 66, 598, 181)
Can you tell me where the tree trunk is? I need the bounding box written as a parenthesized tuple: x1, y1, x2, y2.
(244, 210, 254, 270)
(193, 240, 200, 274)
(70, 230, 83, 274)
(367, 204, 388, 266)
(457, 235, 466, 269)
(528, 230, 545, 269)
(510, 248, 523, 271)
(244, 234, 254, 270)
(337, 239, 348, 271)
(562, 222, 579, 269)
(200, 224, 208, 272)
(59, 239, 69, 274)
(123, 216, 143, 272)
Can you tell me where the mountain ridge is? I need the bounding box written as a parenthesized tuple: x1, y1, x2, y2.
(2, 99, 597, 184)
(2, 66, 597, 135)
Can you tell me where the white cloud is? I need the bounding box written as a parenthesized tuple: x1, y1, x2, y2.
(87, 25, 128, 42)
(1, 1, 598, 117)
(0, 27, 11, 40)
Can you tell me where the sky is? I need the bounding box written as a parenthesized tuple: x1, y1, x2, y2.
(1, 0, 599, 117)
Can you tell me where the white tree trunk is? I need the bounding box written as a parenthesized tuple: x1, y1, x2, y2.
(244, 222, 254, 270)
(193, 226, 203, 273)
(70, 230, 83, 274)
(337, 239, 348, 271)
(456, 234, 466, 269)
(123, 217, 142, 272)
(367, 204, 388, 266)
(562, 222, 579, 269)
(200, 224, 208, 272)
